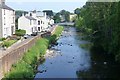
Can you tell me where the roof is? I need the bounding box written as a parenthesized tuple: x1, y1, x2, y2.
(25, 16, 36, 20)
(36, 11, 45, 17)
(1, 4, 14, 11)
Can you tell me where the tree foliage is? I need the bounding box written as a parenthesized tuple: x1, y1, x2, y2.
(15, 29, 26, 36)
(53, 10, 71, 23)
(75, 2, 120, 62)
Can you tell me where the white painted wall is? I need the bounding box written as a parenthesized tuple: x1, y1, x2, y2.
(2, 9, 15, 38)
(0, 0, 15, 38)
(18, 16, 37, 35)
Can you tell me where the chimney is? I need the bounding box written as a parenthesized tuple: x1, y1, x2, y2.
(44, 12, 46, 18)
(0, 0, 5, 5)
(22, 12, 24, 16)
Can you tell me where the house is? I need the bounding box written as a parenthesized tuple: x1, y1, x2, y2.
(0, 0, 15, 38)
(18, 14, 37, 35)
(69, 14, 77, 22)
(18, 10, 54, 35)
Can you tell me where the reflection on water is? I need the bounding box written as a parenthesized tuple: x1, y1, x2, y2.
(35, 27, 120, 79)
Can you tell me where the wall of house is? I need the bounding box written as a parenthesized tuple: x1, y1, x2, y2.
(2, 9, 15, 38)
(0, 4, 3, 38)
(39, 17, 48, 31)
(18, 17, 31, 35)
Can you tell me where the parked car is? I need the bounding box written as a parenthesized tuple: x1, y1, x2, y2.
(23, 34, 29, 39)
(31, 32, 38, 36)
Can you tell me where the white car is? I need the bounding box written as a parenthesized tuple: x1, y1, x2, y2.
(24, 34, 29, 39)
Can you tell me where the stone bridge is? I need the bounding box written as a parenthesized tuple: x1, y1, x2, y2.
(57, 22, 74, 26)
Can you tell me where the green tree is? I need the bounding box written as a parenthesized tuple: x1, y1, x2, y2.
(74, 2, 120, 62)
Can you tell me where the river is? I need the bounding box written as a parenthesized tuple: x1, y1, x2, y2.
(35, 26, 120, 79)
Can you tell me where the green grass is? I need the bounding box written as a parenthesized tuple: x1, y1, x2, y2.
(54, 26, 64, 38)
(5, 60, 34, 79)
(4, 26, 64, 79)
(3, 40, 17, 48)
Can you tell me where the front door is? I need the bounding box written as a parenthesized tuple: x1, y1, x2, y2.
(11, 26, 14, 35)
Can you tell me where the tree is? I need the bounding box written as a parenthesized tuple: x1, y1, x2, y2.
(53, 13, 61, 23)
(59, 10, 70, 22)
(15, 29, 26, 36)
(75, 2, 120, 62)
(43, 10, 54, 18)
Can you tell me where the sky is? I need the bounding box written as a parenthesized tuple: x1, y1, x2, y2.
(6, 0, 87, 13)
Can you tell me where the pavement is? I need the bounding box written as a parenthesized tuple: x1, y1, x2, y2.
(0, 36, 36, 59)
(0, 25, 57, 59)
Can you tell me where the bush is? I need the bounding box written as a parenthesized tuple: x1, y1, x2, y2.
(0, 38, 6, 41)
(5, 61, 34, 79)
(15, 29, 26, 36)
(2, 40, 17, 48)
(49, 35, 57, 44)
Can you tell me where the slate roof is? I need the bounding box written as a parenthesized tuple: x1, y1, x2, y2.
(25, 16, 36, 20)
(1, 4, 14, 11)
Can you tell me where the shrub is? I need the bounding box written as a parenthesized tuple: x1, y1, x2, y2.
(0, 38, 6, 41)
(15, 29, 26, 36)
(2, 40, 17, 48)
(5, 60, 34, 79)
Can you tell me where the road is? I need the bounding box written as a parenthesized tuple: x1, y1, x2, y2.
(0, 35, 37, 59)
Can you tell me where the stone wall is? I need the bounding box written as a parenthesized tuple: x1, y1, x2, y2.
(0, 35, 41, 79)
(0, 26, 57, 79)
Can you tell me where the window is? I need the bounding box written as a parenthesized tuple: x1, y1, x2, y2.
(4, 17, 5, 25)
(13, 17, 14, 23)
(38, 21, 40, 25)
(38, 27, 40, 31)
(30, 13, 32, 16)
(4, 10, 5, 15)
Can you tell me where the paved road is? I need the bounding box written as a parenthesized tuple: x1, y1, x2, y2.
(0, 36, 36, 58)
(0, 25, 57, 59)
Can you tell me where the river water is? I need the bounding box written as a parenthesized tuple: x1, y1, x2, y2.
(35, 27, 120, 79)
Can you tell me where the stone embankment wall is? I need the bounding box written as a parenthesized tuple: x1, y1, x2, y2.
(0, 25, 57, 79)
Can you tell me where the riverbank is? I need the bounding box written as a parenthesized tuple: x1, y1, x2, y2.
(3, 26, 64, 79)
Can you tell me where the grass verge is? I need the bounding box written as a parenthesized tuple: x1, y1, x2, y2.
(3, 26, 64, 79)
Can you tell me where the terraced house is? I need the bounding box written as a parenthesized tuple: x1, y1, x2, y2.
(0, 0, 15, 38)
(18, 10, 54, 35)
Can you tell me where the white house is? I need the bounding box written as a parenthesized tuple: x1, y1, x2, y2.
(18, 10, 54, 35)
(69, 14, 77, 22)
(18, 15, 37, 35)
(0, 0, 15, 38)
